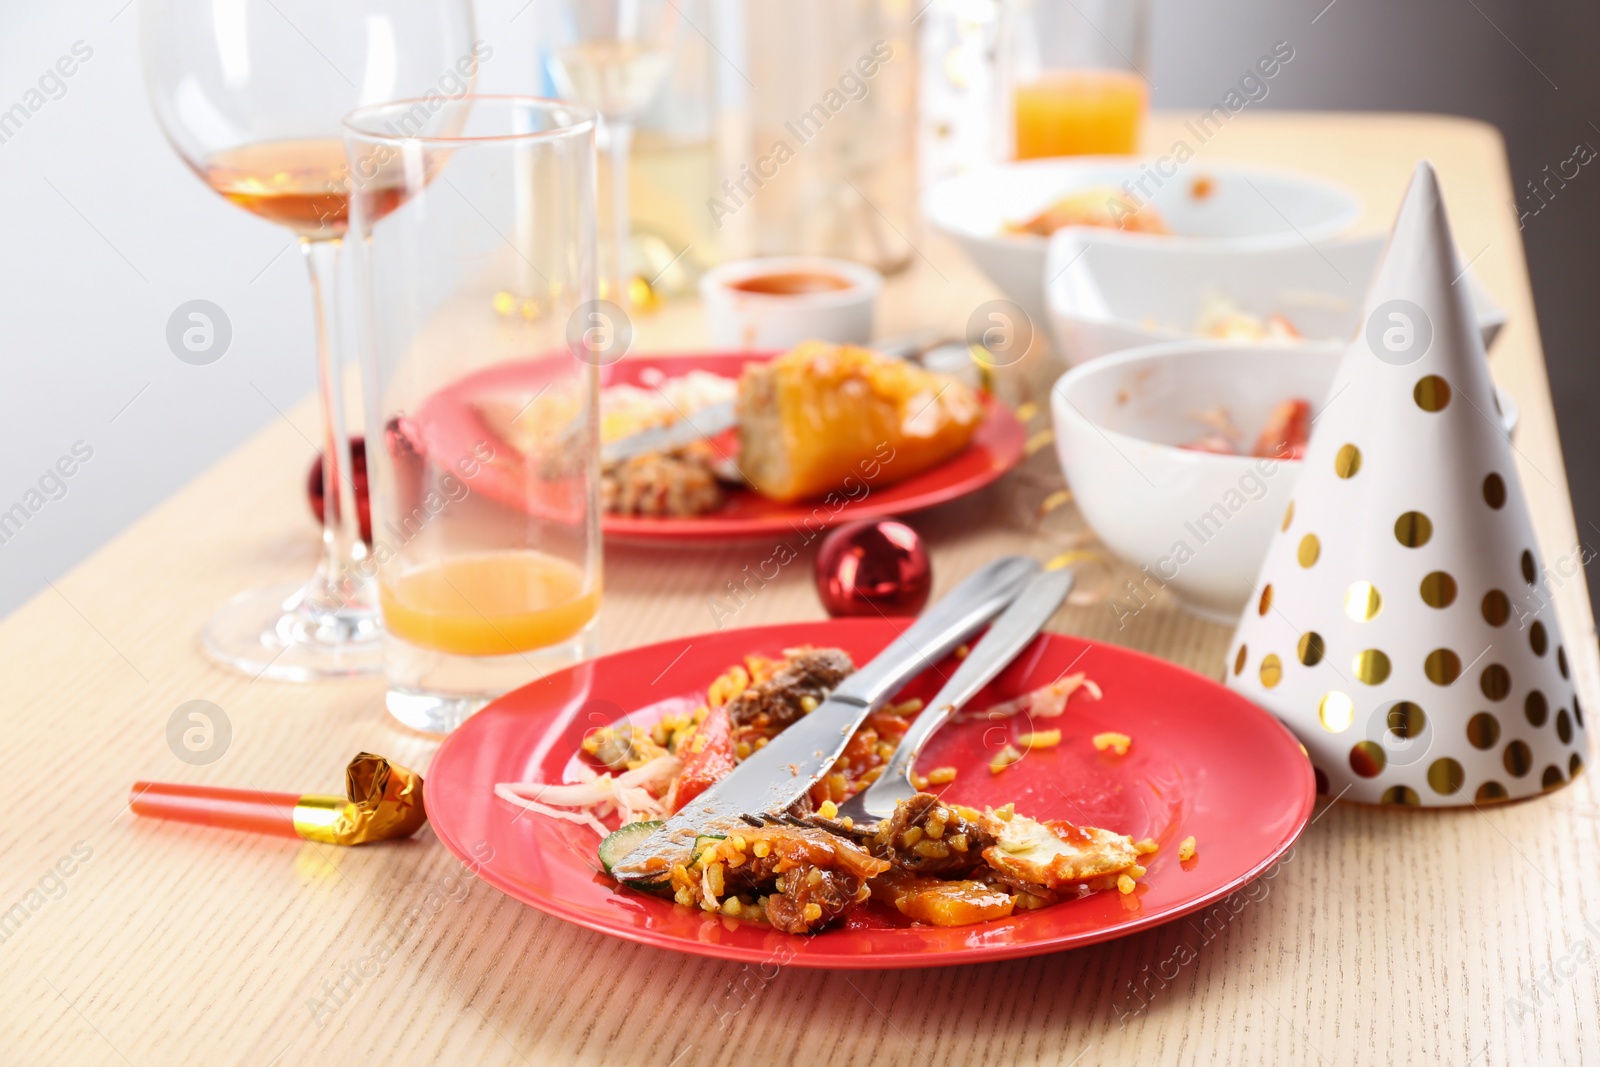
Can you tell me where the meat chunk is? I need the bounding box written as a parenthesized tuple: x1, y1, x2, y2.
(668, 820, 889, 933)
(868, 793, 996, 877)
(765, 864, 869, 934)
(724, 648, 854, 735)
(602, 452, 724, 517)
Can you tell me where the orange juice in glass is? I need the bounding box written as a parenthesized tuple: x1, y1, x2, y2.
(346, 97, 603, 735)
(379, 552, 601, 658)
(1014, 69, 1146, 158)
(1002, 0, 1149, 158)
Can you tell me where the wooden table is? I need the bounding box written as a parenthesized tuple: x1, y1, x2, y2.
(7, 113, 1597, 1066)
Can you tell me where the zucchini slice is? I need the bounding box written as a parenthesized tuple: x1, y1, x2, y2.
(598, 820, 663, 876)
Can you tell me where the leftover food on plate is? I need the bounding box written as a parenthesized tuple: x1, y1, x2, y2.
(495, 647, 1141, 934)
(490, 343, 985, 519)
(478, 368, 736, 458)
(598, 370, 738, 443)
(738, 341, 983, 503)
(1180, 397, 1312, 459)
(601, 451, 725, 517)
(1005, 186, 1169, 238)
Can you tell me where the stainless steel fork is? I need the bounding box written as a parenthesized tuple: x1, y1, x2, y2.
(833, 565, 1076, 830)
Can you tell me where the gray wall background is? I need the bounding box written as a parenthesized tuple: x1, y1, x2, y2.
(2, 0, 1596, 617)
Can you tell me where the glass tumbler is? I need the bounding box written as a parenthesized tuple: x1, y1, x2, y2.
(344, 97, 602, 734)
(1001, 0, 1151, 159)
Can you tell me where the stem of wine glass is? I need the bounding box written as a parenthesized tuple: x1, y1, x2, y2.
(301, 236, 371, 618)
(602, 117, 634, 309)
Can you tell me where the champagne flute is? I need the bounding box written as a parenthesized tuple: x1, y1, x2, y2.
(141, 0, 477, 680)
(535, 0, 677, 312)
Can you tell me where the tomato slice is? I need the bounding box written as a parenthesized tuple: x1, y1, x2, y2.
(665, 705, 736, 814)
(1252, 398, 1311, 460)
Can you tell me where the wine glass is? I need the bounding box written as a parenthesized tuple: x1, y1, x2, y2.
(141, 0, 477, 681)
(534, 0, 677, 313)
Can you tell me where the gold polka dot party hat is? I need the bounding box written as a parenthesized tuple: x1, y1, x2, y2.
(1226, 161, 1586, 807)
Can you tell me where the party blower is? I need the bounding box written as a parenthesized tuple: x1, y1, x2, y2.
(130, 754, 427, 845)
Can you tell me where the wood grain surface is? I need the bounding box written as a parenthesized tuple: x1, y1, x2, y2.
(3, 113, 1596, 1066)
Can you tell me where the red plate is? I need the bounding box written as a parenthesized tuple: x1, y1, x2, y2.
(425, 619, 1314, 968)
(414, 352, 1027, 543)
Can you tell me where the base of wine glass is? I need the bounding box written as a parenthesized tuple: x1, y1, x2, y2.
(202, 580, 385, 681)
(384, 623, 599, 736)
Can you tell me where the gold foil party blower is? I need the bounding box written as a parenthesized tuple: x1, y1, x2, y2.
(130, 753, 426, 845)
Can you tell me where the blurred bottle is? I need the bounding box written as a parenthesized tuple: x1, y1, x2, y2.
(917, 0, 1004, 190)
(710, 1, 921, 275)
(639, 0, 918, 277)
(630, 0, 719, 300)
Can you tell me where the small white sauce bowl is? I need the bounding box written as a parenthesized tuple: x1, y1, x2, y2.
(700, 256, 881, 350)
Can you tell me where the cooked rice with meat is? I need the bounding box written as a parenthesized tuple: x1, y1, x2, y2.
(504, 646, 1151, 932)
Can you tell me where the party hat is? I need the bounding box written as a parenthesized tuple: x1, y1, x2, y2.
(1226, 161, 1586, 806)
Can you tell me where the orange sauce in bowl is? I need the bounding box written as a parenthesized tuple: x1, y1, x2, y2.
(727, 272, 853, 296)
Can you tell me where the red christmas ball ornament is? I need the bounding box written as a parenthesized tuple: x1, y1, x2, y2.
(307, 436, 372, 544)
(814, 519, 931, 617)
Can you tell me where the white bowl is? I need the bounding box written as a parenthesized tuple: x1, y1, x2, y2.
(699, 256, 881, 349)
(924, 158, 1362, 330)
(1051, 341, 1518, 624)
(1044, 232, 1508, 365)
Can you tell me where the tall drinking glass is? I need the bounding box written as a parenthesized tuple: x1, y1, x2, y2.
(533, 0, 678, 310)
(141, 0, 477, 680)
(344, 97, 602, 735)
(1002, 0, 1151, 158)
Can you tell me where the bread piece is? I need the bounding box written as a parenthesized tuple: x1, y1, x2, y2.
(736, 343, 984, 503)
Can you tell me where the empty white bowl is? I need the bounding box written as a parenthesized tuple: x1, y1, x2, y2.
(1044, 232, 1508, 365)
(924, 158, 1362, 329)
(1051, 341, 1518, 624)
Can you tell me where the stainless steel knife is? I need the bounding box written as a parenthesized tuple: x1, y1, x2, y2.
(601, 399, 736, 465)
(608, 554, 1041, 881)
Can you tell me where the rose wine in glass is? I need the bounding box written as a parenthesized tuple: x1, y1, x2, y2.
(141, 0, 476, 681)
(537, 1, 677, 311)
(202, 139, 353, 235)
(203, 139, 413, 236)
